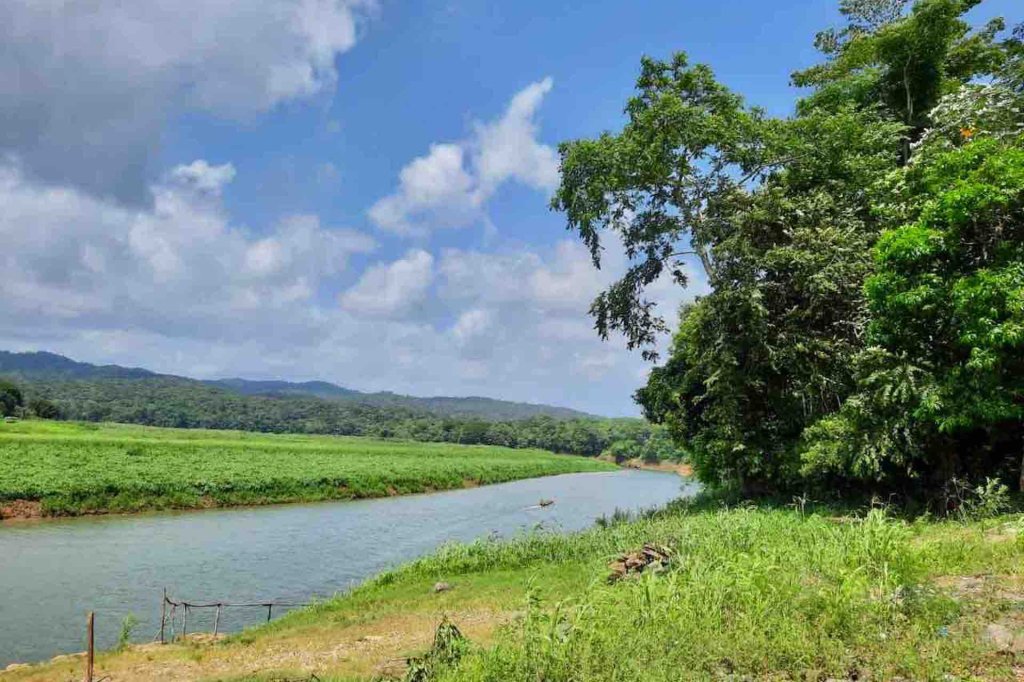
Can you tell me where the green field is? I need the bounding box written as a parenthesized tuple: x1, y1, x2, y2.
(0, 420, 615, 516)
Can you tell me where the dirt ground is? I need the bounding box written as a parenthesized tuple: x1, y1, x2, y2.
(2, 607, 509, 682)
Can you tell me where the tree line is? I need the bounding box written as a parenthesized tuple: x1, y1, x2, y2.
(553, 0, 1023, 500)
(0, 376, 683, 461)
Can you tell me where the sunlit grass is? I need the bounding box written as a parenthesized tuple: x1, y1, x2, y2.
(4, 498, 1023, 682)
(0, 420, 615, 516)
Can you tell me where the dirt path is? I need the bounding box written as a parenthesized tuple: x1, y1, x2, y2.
(2, 608, 509, 681)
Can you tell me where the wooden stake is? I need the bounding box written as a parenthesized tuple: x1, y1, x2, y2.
(84, 612, 94, 682)
(182, 604, 188, 637)
(213, 604, 222, 636)
(159, 589, 167, 644)
(266, 604, 273, 622)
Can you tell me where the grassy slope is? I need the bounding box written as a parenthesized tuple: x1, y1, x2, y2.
(0, 420, 614, 516)
(6, 501, 1023, 681)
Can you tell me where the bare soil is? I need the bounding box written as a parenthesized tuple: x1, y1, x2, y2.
(0, 500, 42, 520)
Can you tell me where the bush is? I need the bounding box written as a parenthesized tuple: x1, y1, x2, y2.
(28, 398, 60, 420)
(0, 379, 23, 417)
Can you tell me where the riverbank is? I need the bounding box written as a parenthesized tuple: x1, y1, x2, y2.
(0, 421, 615, 519)
(5, 499, 1023, 681)
(595, 453, 693, 477)
(621, 458, 693, 477)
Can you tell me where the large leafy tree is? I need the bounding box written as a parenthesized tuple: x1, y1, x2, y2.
(803, 131, 1024, 493)
(553, 0, 1018, 495)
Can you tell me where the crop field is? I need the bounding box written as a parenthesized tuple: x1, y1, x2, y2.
(0, 420, 615, 517)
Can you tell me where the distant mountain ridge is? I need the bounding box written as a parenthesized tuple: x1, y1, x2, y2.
(0, 350, 594, 420)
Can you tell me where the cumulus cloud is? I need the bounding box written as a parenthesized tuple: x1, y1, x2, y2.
(367, 145, 477, 234)
(339, 250, 435, 317)
(368, 78, 559, 235)
(441, 237, 709, 381)
(0, 159, 375, 341)
(0, 0, 374, 203)
(473, 77, 560, 195)
(439, 240, 632, 314)
(0, 155, 703, 414)
(0, 151, 702, 416)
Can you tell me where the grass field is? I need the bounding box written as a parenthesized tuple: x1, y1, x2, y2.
(0, 420, 615, 517)
(6, 499, 1023, 681)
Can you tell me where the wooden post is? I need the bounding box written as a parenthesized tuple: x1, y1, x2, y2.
(159, 589, 167, 644)
(84, 612, 94, 682)
(213, 604, 222, 636)
(266, 604, 272, 622)
(182, 604, 188, 637)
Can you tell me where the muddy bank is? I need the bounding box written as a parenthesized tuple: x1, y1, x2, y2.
(0, 500, 42, 520)
(624, 460, 693, 476)
(596, 456, 693, 477)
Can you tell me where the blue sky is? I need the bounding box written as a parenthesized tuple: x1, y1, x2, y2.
(1, 0, 1019, 415)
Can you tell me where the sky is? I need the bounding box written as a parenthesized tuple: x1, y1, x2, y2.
(1, 0, 1019, 416)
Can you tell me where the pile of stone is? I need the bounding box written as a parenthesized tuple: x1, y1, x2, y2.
(607, 543, 674, 582)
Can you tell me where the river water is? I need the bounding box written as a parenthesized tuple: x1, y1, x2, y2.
(0, 469, 695, 666)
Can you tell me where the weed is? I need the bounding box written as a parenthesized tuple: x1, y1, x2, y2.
(116, 614, 138, 651)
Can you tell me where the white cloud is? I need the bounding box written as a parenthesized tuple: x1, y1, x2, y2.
(368, 78, 559, 235)
(367, 145, 477, 235)
(170, 161, 238, 195)
(436, 238, 708, 371)
(473, 77, 559, 196)
(0, 0, 374, 203)
(0, 159, 375, 339)
(339, 250, 435, 317)
(0, 158, 705, 416)
(450, 308, 497, 360)
(452, 308, 494, 344)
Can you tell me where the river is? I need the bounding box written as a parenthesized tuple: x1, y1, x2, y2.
(0, 469, 695, 666)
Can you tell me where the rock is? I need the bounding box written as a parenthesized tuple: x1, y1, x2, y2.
(433, 581, 452, 593)
(4, 663, 30, 672)
(983, 623, 1024, 652)
(608, 543, 674, 582)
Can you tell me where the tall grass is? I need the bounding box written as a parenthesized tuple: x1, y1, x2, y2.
(387, 502, 1024, 681)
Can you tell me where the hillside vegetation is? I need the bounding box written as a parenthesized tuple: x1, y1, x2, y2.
(0, 352, 682, 460)
(0, 420, 615, 517)
(0, 351, 591, 420)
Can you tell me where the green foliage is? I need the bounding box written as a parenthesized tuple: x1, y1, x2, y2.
(0, 420, 614, 516)
(555, 0, 1023, 499)
(0, 379, 23, 417)
(795, 0, 1005, 139)
(405, 617, 469, 682)
(117, 614, 139, 652)
(27, 397, 59, 419)
(803, 135, 1024, 491)
(0, 350, 593, 421)
(0, 374, 680, 460)
(551, 51, 769, 359)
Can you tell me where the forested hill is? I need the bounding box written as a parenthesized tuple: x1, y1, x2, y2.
(0, 351, 680, 460)
(0, 351, 592, 421)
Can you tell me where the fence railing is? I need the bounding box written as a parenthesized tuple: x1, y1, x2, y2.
(159, 589, 312, 643)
